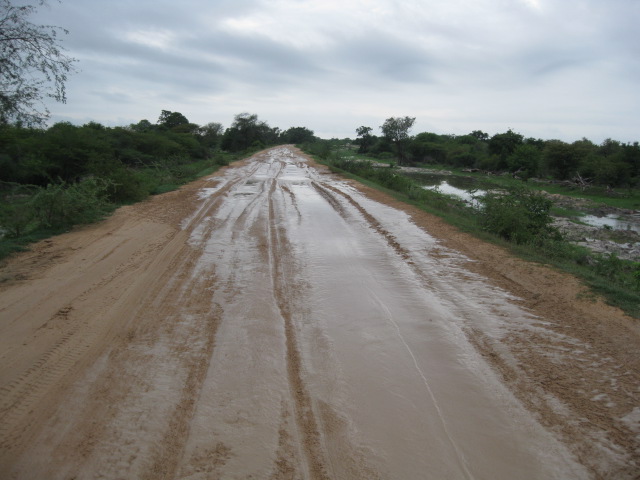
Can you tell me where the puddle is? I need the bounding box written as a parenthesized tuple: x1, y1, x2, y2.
(406, 171, 640, 235)
(404, 172, 487, 204)
(423, 181, 485, 203)
(197, 187, 222, 200)
(581, 214, 640, 233)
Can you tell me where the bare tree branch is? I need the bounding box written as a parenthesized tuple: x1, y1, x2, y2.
(0, 0, 77, 126)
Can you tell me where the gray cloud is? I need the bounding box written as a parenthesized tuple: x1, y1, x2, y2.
(328, 30, 439, 84)
(33, 0, 640, 143)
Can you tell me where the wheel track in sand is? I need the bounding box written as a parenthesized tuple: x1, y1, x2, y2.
(309, 179, 474, 479)
(267, 176, 330, 480)
(0, 162, 255, 461)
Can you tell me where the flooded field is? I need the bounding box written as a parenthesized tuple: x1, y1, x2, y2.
(581, 213, 640, 233)
(403, 169, 640, 259)
(404, 172, 488, 204)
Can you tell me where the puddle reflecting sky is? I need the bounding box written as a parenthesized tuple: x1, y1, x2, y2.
(405, 171, 640, 233)
(422, 181, 485, 203)
(581, 214, 640, 233)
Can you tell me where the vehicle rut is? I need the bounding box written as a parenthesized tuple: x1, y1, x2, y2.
(268, 177, 330, 480)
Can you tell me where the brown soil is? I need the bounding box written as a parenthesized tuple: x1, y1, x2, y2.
(0, 147, 638, 479)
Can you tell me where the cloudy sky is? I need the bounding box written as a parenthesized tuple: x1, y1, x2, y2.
(34, 0, 639, 143)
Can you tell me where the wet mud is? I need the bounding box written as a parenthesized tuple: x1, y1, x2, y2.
(0, 146, 638, 479)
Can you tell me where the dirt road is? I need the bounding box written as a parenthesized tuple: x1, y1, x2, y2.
(1, 146, 638, 479)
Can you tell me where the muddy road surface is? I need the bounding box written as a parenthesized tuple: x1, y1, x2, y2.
(1, 146, 639, 479)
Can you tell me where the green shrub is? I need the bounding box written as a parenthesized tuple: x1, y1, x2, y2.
(0, 183, 39, 237)
(32, 178, 112, 229)
(106, 168, 152, 203)
(633, 263, 640, 289)
(213, 153, 230, 166)
(591, 253, 639, 292)
(479, 185, 559, 244)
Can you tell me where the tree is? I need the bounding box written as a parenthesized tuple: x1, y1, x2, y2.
(507, 144, 541, 178)
(0, 0, 77, 126)
(355, 126, 374, 154)
(543, 140, 581, 180)
(622, 142, 640, 180)
(281, 126, 315, 144)
(470, 130, 489, 141)
(196, 122, 224, 148)
(409, 132, 447, 164)
(221, 113, 273, 152)
(599, 138, 622, 158)
(488, 129, 524, 168)
(129, 119, 154, 133)
(380, 116, 415, 165)
(157, 110, 189, 129)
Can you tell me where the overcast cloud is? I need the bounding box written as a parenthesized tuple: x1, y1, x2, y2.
(34, 0, 639, 142)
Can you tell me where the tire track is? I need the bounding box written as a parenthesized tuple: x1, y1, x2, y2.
(51, 200, 226, 478)
(2, 145, 632, 478)
(313, 182, 412, 261)
(311, 181, 452, 295)
(142, 304, 223, 480)
(183, 161, 264, 238)
(280, 183, 302, 223)
(0, 326, 91, 448)
(231, 159, 286, 238)
(267, 178, 330, 480)
(310, 168, 477, 479)
(0, 164, 241, 461)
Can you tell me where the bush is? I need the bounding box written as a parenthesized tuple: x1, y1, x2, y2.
(106, 168, 152, 203)
(0, 183, 39, 237)
(213, 153, 230, 166)
(479, 185, 559, 244)
(32, 178, 113, 229)
(592, 253, 640, 292)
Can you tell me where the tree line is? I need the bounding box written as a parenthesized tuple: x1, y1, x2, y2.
(354, 117, 640, 188)
(0, 111, 315, 197)
(0, 111, 314, 250)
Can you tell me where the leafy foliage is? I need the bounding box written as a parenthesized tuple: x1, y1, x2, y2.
(0, 0, 77, 126)
(0, 178, 112, 239)
(355, 126, 374, 154)
(479, 186, 559, 244)
(355, 119, 639, 189)
(0, 182, 38, 236)
(157, 110, 190, 130)
(280, 126, 315, 144)
(507, 144, 541, 178)
(31, 178, 112, 228)
(380, 116, 415, 165)
(0, 110, 307, 257)
(196, 122, 224, 149)
(488, 129, 524, 168)
(221, 113, 279, 152)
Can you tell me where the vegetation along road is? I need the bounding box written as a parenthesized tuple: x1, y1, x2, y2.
(1, 146, 639, 479)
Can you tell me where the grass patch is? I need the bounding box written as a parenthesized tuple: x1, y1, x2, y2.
(551, 205, 586, 218)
